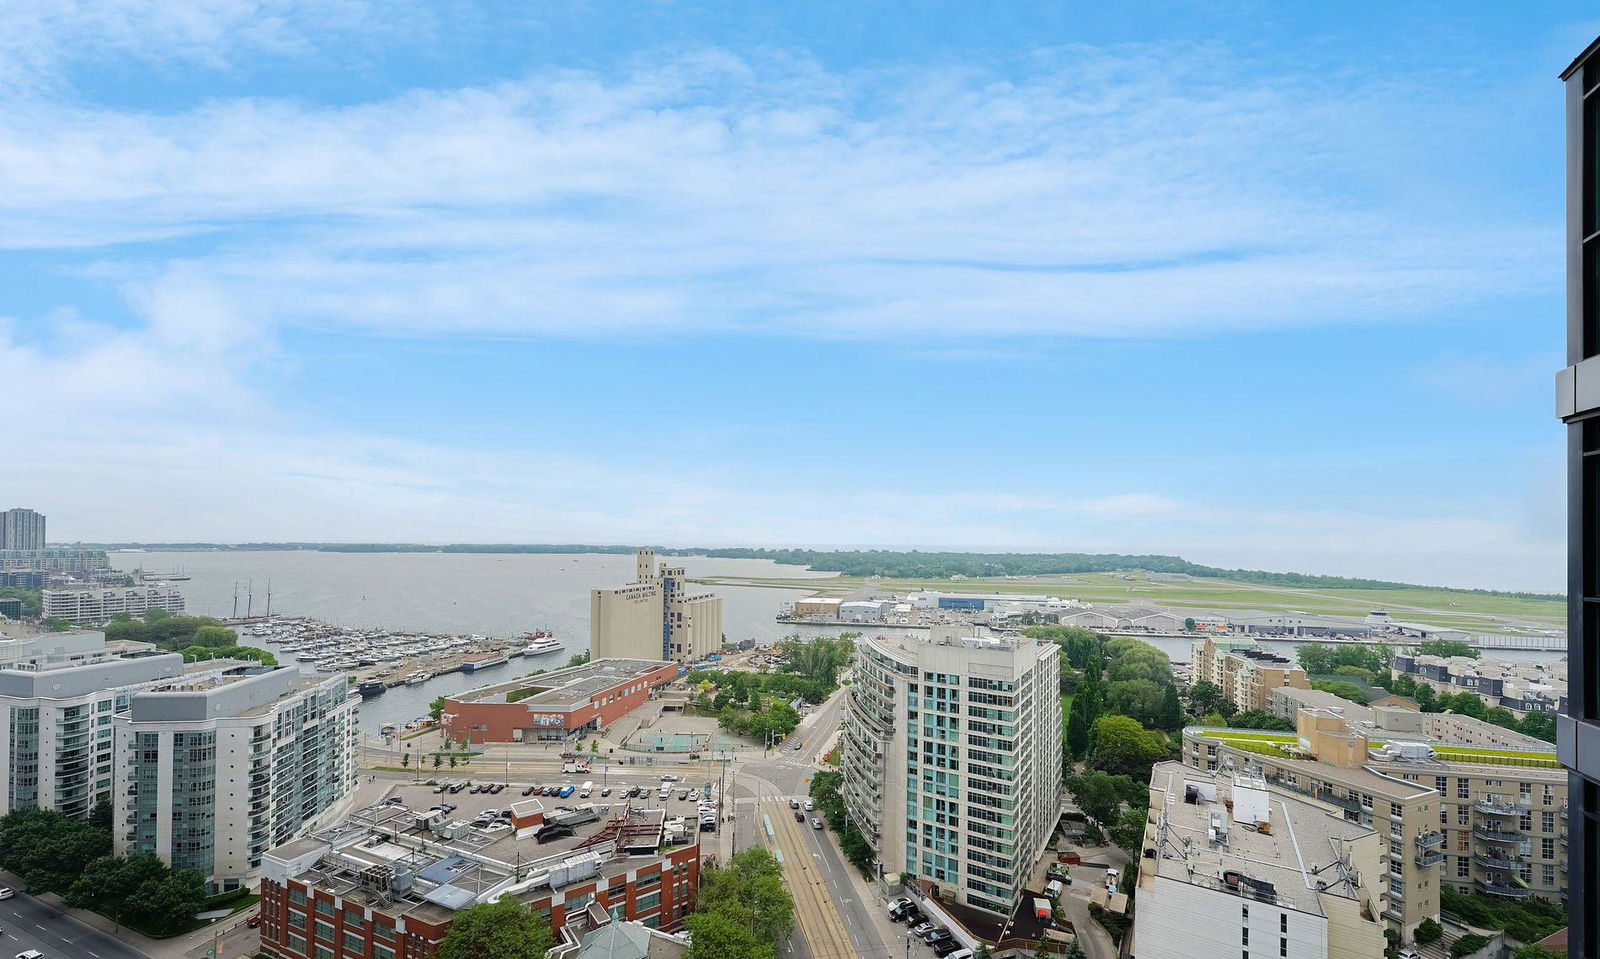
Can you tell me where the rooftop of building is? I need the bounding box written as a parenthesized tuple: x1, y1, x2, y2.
(1190, 723, 1560, 777)
(867, 624, 1046, 659)
(449, 658, 675, 709)
(267, 782, 700, 925)
(1145, 761, 1374, 917)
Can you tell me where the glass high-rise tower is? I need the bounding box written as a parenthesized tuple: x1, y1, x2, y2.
(1559, 36, 1600, 959)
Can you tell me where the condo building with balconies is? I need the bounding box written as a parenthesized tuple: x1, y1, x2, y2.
(114, 666, 360, 893)
(840, 625, 1061, 916)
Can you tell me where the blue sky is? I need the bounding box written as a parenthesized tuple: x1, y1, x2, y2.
(1, 1, 1592, 590)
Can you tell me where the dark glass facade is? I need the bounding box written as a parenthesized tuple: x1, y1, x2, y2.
(1562, 38, 1600, 959)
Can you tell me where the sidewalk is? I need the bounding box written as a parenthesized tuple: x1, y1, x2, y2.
(0, 866, 259, 959)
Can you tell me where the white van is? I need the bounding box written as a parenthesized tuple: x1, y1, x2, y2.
(580, 781, 594, 798)
(1045, 879, 1063, 899)
(658, 783, 671, 800)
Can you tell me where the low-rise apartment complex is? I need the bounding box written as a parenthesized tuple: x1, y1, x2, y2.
(1190, 636, 1310, 711)
(841, 625, 1061, 917)
(259, 787, 701, 959)
(43, 585, 185, 624)
(1135, 761, 1388, 959)
(1183, 706, 1568, 942)
(440, 658, 679, 745)
(590, 549, 722, 664)
(115, 667, 360, 892)
(1391, 653, 1566, 715)
(0, 547, 110, 574)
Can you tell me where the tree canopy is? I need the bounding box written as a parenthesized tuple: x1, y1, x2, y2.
(436, 897, 555, 959)
(687, 847, 794, 959)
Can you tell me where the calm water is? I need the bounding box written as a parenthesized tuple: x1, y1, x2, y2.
(107, 551, 1564, 732)
(108, 550, 836, 732)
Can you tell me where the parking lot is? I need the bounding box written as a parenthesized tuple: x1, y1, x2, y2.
(393, 773, 723, 825)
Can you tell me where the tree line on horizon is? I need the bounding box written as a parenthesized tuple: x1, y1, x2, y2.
(81, 542, 1560, 601)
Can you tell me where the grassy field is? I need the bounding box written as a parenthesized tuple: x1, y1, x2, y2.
(697, 569, 1563, 632)
(1196, 728, 1559, 768)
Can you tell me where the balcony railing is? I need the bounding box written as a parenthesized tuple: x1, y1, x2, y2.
(1415, 830, 1445, 849)
(1414, 849, 1445, 867)
(1474, 799, 1523, 817)
(1474, 854, 1524, 871)
(1313, 790, 1362, 813)
(1474, 877, 1531, 899)
(1472, 826, 1522, 843)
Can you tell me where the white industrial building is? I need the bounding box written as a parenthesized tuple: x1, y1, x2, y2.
(1135, 762, 1387, 959)
(840, 625, 1061, 916)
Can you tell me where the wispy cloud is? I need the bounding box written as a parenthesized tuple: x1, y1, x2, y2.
(0, 45, 1554, 342)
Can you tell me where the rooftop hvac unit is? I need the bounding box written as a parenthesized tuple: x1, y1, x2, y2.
(440, 819, 471, 839)
(390, 868, 414, 893)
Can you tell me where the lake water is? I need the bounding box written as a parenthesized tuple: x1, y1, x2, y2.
(108, 550, 839, 733)
(107, 550, 1565, 733)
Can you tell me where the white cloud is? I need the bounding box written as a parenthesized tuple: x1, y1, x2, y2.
(0, 46, 1554, 341)
(0, 0, 416, 90)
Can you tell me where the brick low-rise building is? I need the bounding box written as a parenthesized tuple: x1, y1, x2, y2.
(259, 789, 701, 959)
(440, 658, 679, 745)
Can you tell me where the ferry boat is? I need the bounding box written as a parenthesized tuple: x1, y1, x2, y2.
(357, 681, 386, 698)
(462, 651, 510, 672)
(521, 632, 562, 656)
(403, 670, 430, 685)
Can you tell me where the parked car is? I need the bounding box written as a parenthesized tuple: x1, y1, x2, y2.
(543, 785, 558, 796)
(522, 785, 537, 796)
(923, 929, 953, 946)
(247, 914, 262, 928)
(887, 897, 913, 920)
(944, 950, 973, 959)
(678, 789, 690, 801)
(447, 782, 465, 793)
(909, 922, 933, 938)
(601, 787, 613, 796)
(558, 784, 575, 798)
(934, 939, 965, 957)
(384, 796, 404, 805)
(900, 909, 923, 926)
(432, 784, 447, 793)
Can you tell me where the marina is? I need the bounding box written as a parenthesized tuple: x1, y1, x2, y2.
(241, 618, 571, 697)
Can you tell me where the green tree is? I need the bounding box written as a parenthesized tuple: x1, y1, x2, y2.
(1065, 696, 1093, 760)
(1519, 710, 1557, 743)
(432, 754, 443, 769)
(1512, 946, 1565, 959)
(1157, 684, 1183, 730)
(696, 848, 795, 943)
(1449, 933, 1490, 959)
(1106, 679, 1164, 727)
(685, 908, 774, 959)
(1186, 681, 1229, 718)
(1417, 639, 1479, 659)
(1063, 771, 1139, 830)
(436, 897, 555, 959)
(1089, 715, 1169, 781)
(1413, 918, 1442, 944)
(123, 868, 207, 936)
(1109, 807, 1148, 851)
(429, 695, 445, 722)
(65, 853, 169, 921)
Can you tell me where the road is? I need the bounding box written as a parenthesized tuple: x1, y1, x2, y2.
(727, 687, 916, 959)
(1061, 890, 1115, 959)
(0, 886, 149, 959)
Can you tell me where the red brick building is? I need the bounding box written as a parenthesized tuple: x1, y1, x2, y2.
(440, 657, 680, 745)
(259, 790, 700, 959)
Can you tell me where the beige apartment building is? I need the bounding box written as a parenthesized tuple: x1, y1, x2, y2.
(590, 548, 723, 663)
(1135, 762, 1388, 959)
(1184, 707, 1568, 942)
(1190, 636, 1310, 712)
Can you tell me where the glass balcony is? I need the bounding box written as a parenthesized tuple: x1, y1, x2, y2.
(1473, 877, 1531, 899)
(1414, 849, 1445, 867)
(1472, 826, 1522, 843)
(1474, 799, 1523, 817)
(1474, 854, 1524, 871)
(1415, 830, 1445, 849)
